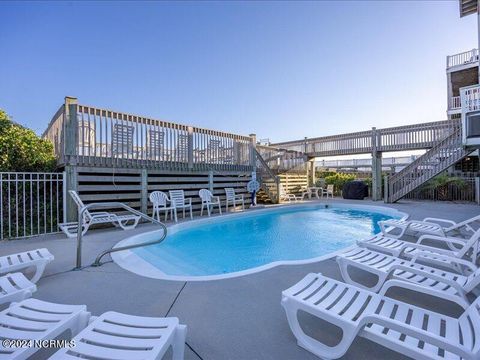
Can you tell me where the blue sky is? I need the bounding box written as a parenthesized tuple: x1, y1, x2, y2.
(0, 1, 477, 143)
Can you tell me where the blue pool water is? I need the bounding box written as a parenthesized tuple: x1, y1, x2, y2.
(132, 206, 399, 277)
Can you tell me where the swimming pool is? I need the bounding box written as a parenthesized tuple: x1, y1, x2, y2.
(113, 204, 406, 280)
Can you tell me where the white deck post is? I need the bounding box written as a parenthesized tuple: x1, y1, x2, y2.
(371, 127, 383, 201)
(249, 133, 257, 171)
(187, 126, 194, 170)
(141, 169, 148, 214)
(64, 96, 79, 221)
(208, 170, 214, 193)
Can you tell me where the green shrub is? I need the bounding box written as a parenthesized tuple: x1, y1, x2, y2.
(0, 109, 56, 172)
(322, 173, 356, 195)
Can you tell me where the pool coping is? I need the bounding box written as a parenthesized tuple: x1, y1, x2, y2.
(111, 202, 409, 281)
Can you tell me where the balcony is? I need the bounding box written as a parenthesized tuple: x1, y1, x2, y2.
(446, 49, 478, 70)
(448, 95, 462, 113)
(461, 84, 480, 113)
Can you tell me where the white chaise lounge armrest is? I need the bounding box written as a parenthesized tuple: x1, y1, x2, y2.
(412, 251, 478, 274)
(381, 273, 469, 309)
(422, 217, 457, 227)
(416, 234, 467, 246)
(357, 314, 473, 360)
(401, 242, 455, 257)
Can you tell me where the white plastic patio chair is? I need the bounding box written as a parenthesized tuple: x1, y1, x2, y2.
(59, 190, 141, 238)
(199, 189, 222, 217)
(0, 298, 90, 360)
(169, 190, 193, 222)
(357, 228, 480, 273)
(0, 273, 36, 305)
(225, 187, 245, 211)
(50, 311, 187, 360)
(300, 187, 311, 200)
(321, 184, 334, 198)
(379, 214, 480, 239)
(0, 248, 54, 283)
(279, 185, 301, 202)
(150, 191, 175, 221)
(337, 247, 480, 308)
(282, 272, 480, 360)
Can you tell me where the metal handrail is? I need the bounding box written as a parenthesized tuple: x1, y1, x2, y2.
(74, 202, 167, 269)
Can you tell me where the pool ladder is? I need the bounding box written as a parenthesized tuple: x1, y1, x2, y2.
(74, 202, 167, 269)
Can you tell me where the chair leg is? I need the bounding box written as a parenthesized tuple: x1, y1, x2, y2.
(183, 208, 186, 219)
(189, 205, 193, 219)
(281, 299, 356, 359)
(200, 203, 204, 216)
(218, 202, 222, 215)
(174, 208, 178, 223)
(172, 324, 187, 360)
(30, 260, 48, 283)
(207, 204, 211, 217)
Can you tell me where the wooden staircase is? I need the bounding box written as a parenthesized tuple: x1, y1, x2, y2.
(386, 128, 473, 203)
(254, 146, 308, 203)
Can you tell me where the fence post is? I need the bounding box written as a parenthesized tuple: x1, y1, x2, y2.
(64, 96, 79, 222)
(249, 133, 257, 171)
(187, 126, 194, 170)
(141, 169, 148, 214)
(208, 170, 214, 192)
(62, 171, 67, 224)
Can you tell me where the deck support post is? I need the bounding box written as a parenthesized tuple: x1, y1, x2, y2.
(187, 126, 194, 170)
(371, 127, 383, 201)
(141, 168, 148, 214)
(249, 133, 257, 171)
(64, 96, 79, 221)
(384, 175, 389, 203)
(308, 159, 315, 186)
(208, 170, 214, 193)
(64, 165, 78, 222)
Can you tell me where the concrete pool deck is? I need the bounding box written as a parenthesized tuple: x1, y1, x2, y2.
(1, 199, 479, 360)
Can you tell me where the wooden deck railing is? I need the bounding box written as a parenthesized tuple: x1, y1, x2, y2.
(446, 49, 478, 69)
(43, 99, 254, 172)
(461, 84, 480, 112)
(449, 96, 462, 111)
(272, 119, 460, 157)
(256, 145, 307, 173)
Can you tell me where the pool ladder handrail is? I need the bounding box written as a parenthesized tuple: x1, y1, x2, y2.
(74, 202, 167, 269)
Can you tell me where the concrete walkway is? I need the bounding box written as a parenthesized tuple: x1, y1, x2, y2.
(1, 199, 479, 360)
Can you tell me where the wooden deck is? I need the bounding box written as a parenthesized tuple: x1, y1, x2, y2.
(271, 119, 460, 158)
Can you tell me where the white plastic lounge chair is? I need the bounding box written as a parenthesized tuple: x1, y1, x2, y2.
(282, 272, 480, 360)
(0, 273, 36, 305)
(0, 298, 90, 360)
(337, 247, 480, 308)
(0, 248, 54, 283)
(358, 228, 480, 271)
(59, 190, 141, 238)
(321, 184, 334, 198)
(150, 191, 174, 221)
(279, 185, 302, 203)
(50, 311, 187, 360)
(169, 190, 193, 222)
(379, 214, 480, 239)
(199, 189, 222, 217)
(225, 187, 245, 211)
